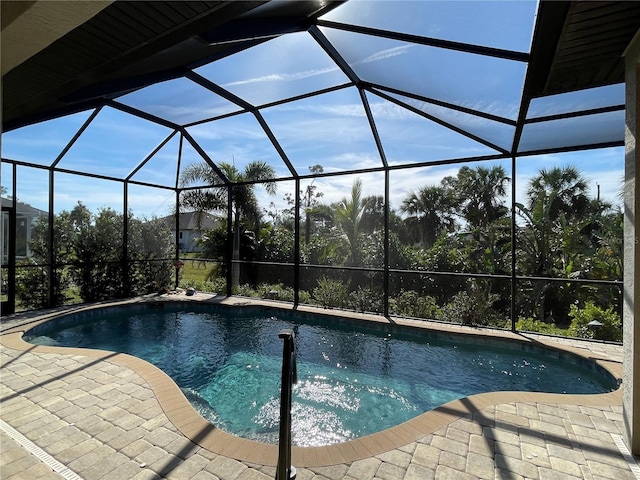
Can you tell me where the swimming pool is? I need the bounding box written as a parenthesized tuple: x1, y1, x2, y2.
(24, 302, 617, 447)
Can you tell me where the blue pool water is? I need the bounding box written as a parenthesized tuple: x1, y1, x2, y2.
(24, 304, 617, 447)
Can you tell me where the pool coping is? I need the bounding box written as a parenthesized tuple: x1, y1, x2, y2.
(0, 294, 624, 468)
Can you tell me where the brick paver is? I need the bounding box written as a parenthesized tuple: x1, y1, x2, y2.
(1, 298, 639, 479)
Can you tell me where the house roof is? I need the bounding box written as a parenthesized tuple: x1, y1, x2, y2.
(157, 212, 220, 231)
(1, 197, 47, 216)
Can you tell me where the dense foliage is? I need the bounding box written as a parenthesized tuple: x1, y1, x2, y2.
(17, 202, 174, 308)
(182, 162, 622, 340)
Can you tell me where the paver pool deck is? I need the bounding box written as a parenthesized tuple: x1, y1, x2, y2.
(1, 294, 638, 480)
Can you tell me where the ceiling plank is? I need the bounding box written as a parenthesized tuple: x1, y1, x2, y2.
(1, 0, 113, 75)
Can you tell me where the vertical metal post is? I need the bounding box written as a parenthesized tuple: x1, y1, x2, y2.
(510, 155, 517, 332)
(175, 189, 181, 289)
(383, 168, 390, 317)
(47, 167, 54, 308)
(123, 181, 130, 296)
(175, 135, 183, 290)
(276, 329, 297, 480)
(294, 179, 300, 306)
(226, 185, 233, 297)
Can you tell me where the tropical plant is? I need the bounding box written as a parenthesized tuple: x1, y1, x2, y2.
(312, 276, 349, 308)
(441, 165, 512, 274)
(517, 166, 590, 273)
(567, 301, 622, 342)
(334, 178, 366, 266)
(348, 285, 384, 313)
(180, 160, 276, 288)
(515, 317, 567, 335)
(444, 164, 510, 231)
(439, 278, 500, 326)
(400, 185, 457, 248)
(360, 194, 385, 235)
(390, 290, 441, 320)
(283, 165, 333, 244)
(515, 165, 593, 321)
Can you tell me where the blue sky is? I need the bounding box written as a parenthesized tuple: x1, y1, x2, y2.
(0, 1, 626, 219)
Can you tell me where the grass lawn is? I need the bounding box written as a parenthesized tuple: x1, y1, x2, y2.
(179, 255, 218, 287)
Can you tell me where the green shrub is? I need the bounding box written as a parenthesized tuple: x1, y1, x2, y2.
(348, 286, 383, 313)
(515, 317, 567, 335)
(16, 260, 69, 309)
(390, 290, 441, 320)
(312, 277, 348, 309)
(178, 276, 226, 294)
(568, 301, 622, 342)
(439, 279, 499, 326)
(254, 283, 311, 304)
(235, 283, 257, 297)
(131, 259, 173, 294)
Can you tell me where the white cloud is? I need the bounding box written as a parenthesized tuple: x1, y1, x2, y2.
(223, 66, 340, 87)
(352, 44, 414, 66)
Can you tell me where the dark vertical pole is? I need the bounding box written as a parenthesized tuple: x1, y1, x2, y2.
(6, 164, 18, 313)
(294, 179, 300, 306)
(123, 181, 130, 296)
(175, 134, 184, 290)
(276, 329, 297, 480)
(511, 155, 517, 332)
(383, 169, 390, 317)
(175, 189, 181, 289)
(6, 205, 16, 314)
(226, 185, 233, 297)
(47, 167, 54, 308)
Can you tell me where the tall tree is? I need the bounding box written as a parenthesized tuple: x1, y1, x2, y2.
(360, 195, 385, 235)
(526, 165, 589, 222)
(517, 165, 590, 277)
(445, 165, 510, 231)
(180, 160, 276, 288)
(283, 165, 331, 244)
(441, 165, 511, 274)
(516, 165, 592, 321)
(400, 185, 457, 248)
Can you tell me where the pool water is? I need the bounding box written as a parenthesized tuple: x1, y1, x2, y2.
(25, 305, 617, 447)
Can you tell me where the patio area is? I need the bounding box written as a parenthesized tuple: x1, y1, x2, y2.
(1, 295, 638, 480)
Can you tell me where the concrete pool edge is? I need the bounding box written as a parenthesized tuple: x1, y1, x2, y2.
(0, 295, 624, 468)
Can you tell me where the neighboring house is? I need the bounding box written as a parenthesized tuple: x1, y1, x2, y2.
(157, 211, 220, 253)
(2, 197, 47, 262)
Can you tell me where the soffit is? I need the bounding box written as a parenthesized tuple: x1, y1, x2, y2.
(1, 0, 113, 76)
(526, 1, 640, 99)
(1, 1, 275, 130)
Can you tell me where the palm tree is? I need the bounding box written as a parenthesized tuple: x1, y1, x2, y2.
(400, 185, 457, 248)
(180, 160, 276, 288)
(335, 179, 365, 266)
(446, 165, 510, 231)
(517, 165, 590, 276)
(516, 165, 591, 321)
(361, 195, 385, 235)
(526, 165, 589, 221)
(440, 165, 511, 274)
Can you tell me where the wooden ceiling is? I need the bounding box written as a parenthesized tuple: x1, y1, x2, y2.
(528, 1, 640, 98)
(2, 0, 640, 132)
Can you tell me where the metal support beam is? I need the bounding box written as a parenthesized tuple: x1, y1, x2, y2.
(276, 329, 297, 480)
(294, 178, 301, 306)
